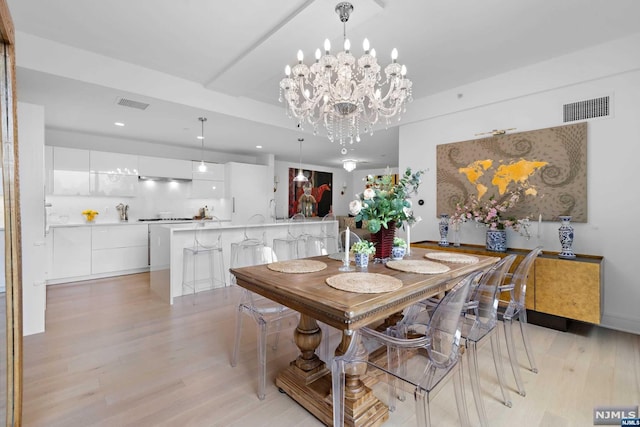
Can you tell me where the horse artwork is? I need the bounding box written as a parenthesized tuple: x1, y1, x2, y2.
(288, 168, 333, 218)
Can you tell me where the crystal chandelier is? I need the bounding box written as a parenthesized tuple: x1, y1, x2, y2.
(279, 2, 412, 154)
(342, 159, 357, 172)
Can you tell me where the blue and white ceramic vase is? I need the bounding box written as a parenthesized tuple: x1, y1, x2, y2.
(486, 229, 507, 252)
(558, 216, 576, 259)
(354, 253, 369, 269)
(391, 246, 406, 260)
(438, 213, 450, 247)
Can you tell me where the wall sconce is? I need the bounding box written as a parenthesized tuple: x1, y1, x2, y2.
(273, 175, 279, 192)
(341, 182, 347, 195)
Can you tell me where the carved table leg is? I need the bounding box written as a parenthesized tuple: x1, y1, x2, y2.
(293, 314, 324, 371)
(276, 318, 389, 426)
(333, 331, 389, 427)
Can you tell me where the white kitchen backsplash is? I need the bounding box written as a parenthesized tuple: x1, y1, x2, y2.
(46, 180, 232, 224)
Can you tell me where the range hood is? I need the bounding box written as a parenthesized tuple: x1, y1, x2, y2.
(138, 156, 193, 181)
(138, 175, 192, 183)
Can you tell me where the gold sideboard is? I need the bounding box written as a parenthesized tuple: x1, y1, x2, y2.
(414, 241, 603, 325)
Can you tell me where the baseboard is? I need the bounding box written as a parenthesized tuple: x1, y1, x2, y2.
(526, 310, 569, 332)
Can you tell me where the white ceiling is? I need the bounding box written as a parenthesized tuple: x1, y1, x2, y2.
(8, 0, 640, 169)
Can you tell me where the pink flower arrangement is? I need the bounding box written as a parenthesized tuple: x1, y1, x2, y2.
(451, 190, 531, 237)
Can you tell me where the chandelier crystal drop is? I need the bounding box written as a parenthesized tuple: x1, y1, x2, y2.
(279, 2, 412, 152)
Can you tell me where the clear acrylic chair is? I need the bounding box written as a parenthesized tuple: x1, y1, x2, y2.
(416, 256, 516, 424)
(243, 213, 267, 244)
(332, 272, 476, 427)
(229, 240, 299, 400)
(306, 213, 339, 256)
(181, 217, 226, 304)
(498, 246, 542, 396)
(272, 213, 307, 260)
(338, 228, 361, 252)
(462, 255, 516, 426)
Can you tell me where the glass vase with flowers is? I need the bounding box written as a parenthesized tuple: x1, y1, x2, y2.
(349, 168, 424, 261)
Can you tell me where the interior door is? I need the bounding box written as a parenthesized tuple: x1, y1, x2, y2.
(0, 1, 23, 424)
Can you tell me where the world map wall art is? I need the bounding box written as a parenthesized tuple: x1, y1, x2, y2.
(436, 122, 587, 222)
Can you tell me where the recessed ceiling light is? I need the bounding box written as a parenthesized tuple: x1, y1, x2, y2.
(197, 136, 204, 140)
(256, 145, 262, 149)
(114, 122, 125, 127)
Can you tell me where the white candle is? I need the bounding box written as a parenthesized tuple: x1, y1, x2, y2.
(345, 226, 350, 264)
(406, 224, 411, 255)
(537, 214, 542, 239)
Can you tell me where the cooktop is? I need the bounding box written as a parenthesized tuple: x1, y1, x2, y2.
(137, 218, 193, 222)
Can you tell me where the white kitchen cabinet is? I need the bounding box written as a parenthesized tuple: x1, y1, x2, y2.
(91, 224, 148, 274)
(225, 162, 271, 224)
(89, 151, 139, 197)
(92, 224, 148, 249)
(90, 173, 138, 197)
(52, 147, 90, 195)
(192, 161, 225, 181)
(138, 156, 192, 180)
(191, 179, 225, 199)
(191, 161, 225, 199)
(50, 227, 92, 280)
(90, 151, 138, 175)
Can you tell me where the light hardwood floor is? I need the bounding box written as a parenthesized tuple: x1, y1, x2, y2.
(22, 273, 640, 427)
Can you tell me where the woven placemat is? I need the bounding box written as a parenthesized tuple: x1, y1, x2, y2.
(328, 252, 355, 262)
(386, 260, 451, 274)
(424, 252, 479, 264)
(325, 273, 403, 294)
(267, 260, 328, 274)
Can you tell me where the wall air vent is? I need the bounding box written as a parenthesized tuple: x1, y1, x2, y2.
(116, 97, 150, 110)
(563, 96, 610, 122)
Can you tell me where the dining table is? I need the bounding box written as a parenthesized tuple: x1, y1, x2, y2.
(230, 247, 499, 427)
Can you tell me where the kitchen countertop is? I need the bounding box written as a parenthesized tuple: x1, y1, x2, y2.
(47, 219, 231, 228)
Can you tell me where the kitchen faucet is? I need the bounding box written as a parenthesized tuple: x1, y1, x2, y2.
(116, 203, 129, 221)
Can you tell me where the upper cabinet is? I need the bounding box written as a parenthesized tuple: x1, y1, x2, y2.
(51, 147, 90, 196)
(139, 156, 192, 180)
(90, 151, 139, 197)
(90, 151, 139, 175)
(190, 161, 225, 199)
(50, 147, 138, 197)
(192, 161, 225, 181)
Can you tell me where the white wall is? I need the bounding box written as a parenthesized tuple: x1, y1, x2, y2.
(18, 102, 47, 335)
(399, 34, 640, 334)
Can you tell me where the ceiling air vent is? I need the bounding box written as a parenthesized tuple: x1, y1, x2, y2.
(563, 96, 609, 123)
(116, 97, 150, 110)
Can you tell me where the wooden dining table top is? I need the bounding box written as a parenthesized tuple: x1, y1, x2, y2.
(230, 247, 499, 331)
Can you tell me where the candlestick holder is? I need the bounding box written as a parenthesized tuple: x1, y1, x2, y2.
(339, 253, 355, 272)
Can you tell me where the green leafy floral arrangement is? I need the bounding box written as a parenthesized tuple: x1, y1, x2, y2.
(349, 167, 424, 233)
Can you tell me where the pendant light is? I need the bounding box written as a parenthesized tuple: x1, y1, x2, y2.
(198, 117, 207, 172)
(293, 138, 308, 182)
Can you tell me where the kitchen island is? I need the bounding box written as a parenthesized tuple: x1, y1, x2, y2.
(149, 220, 337, 304)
